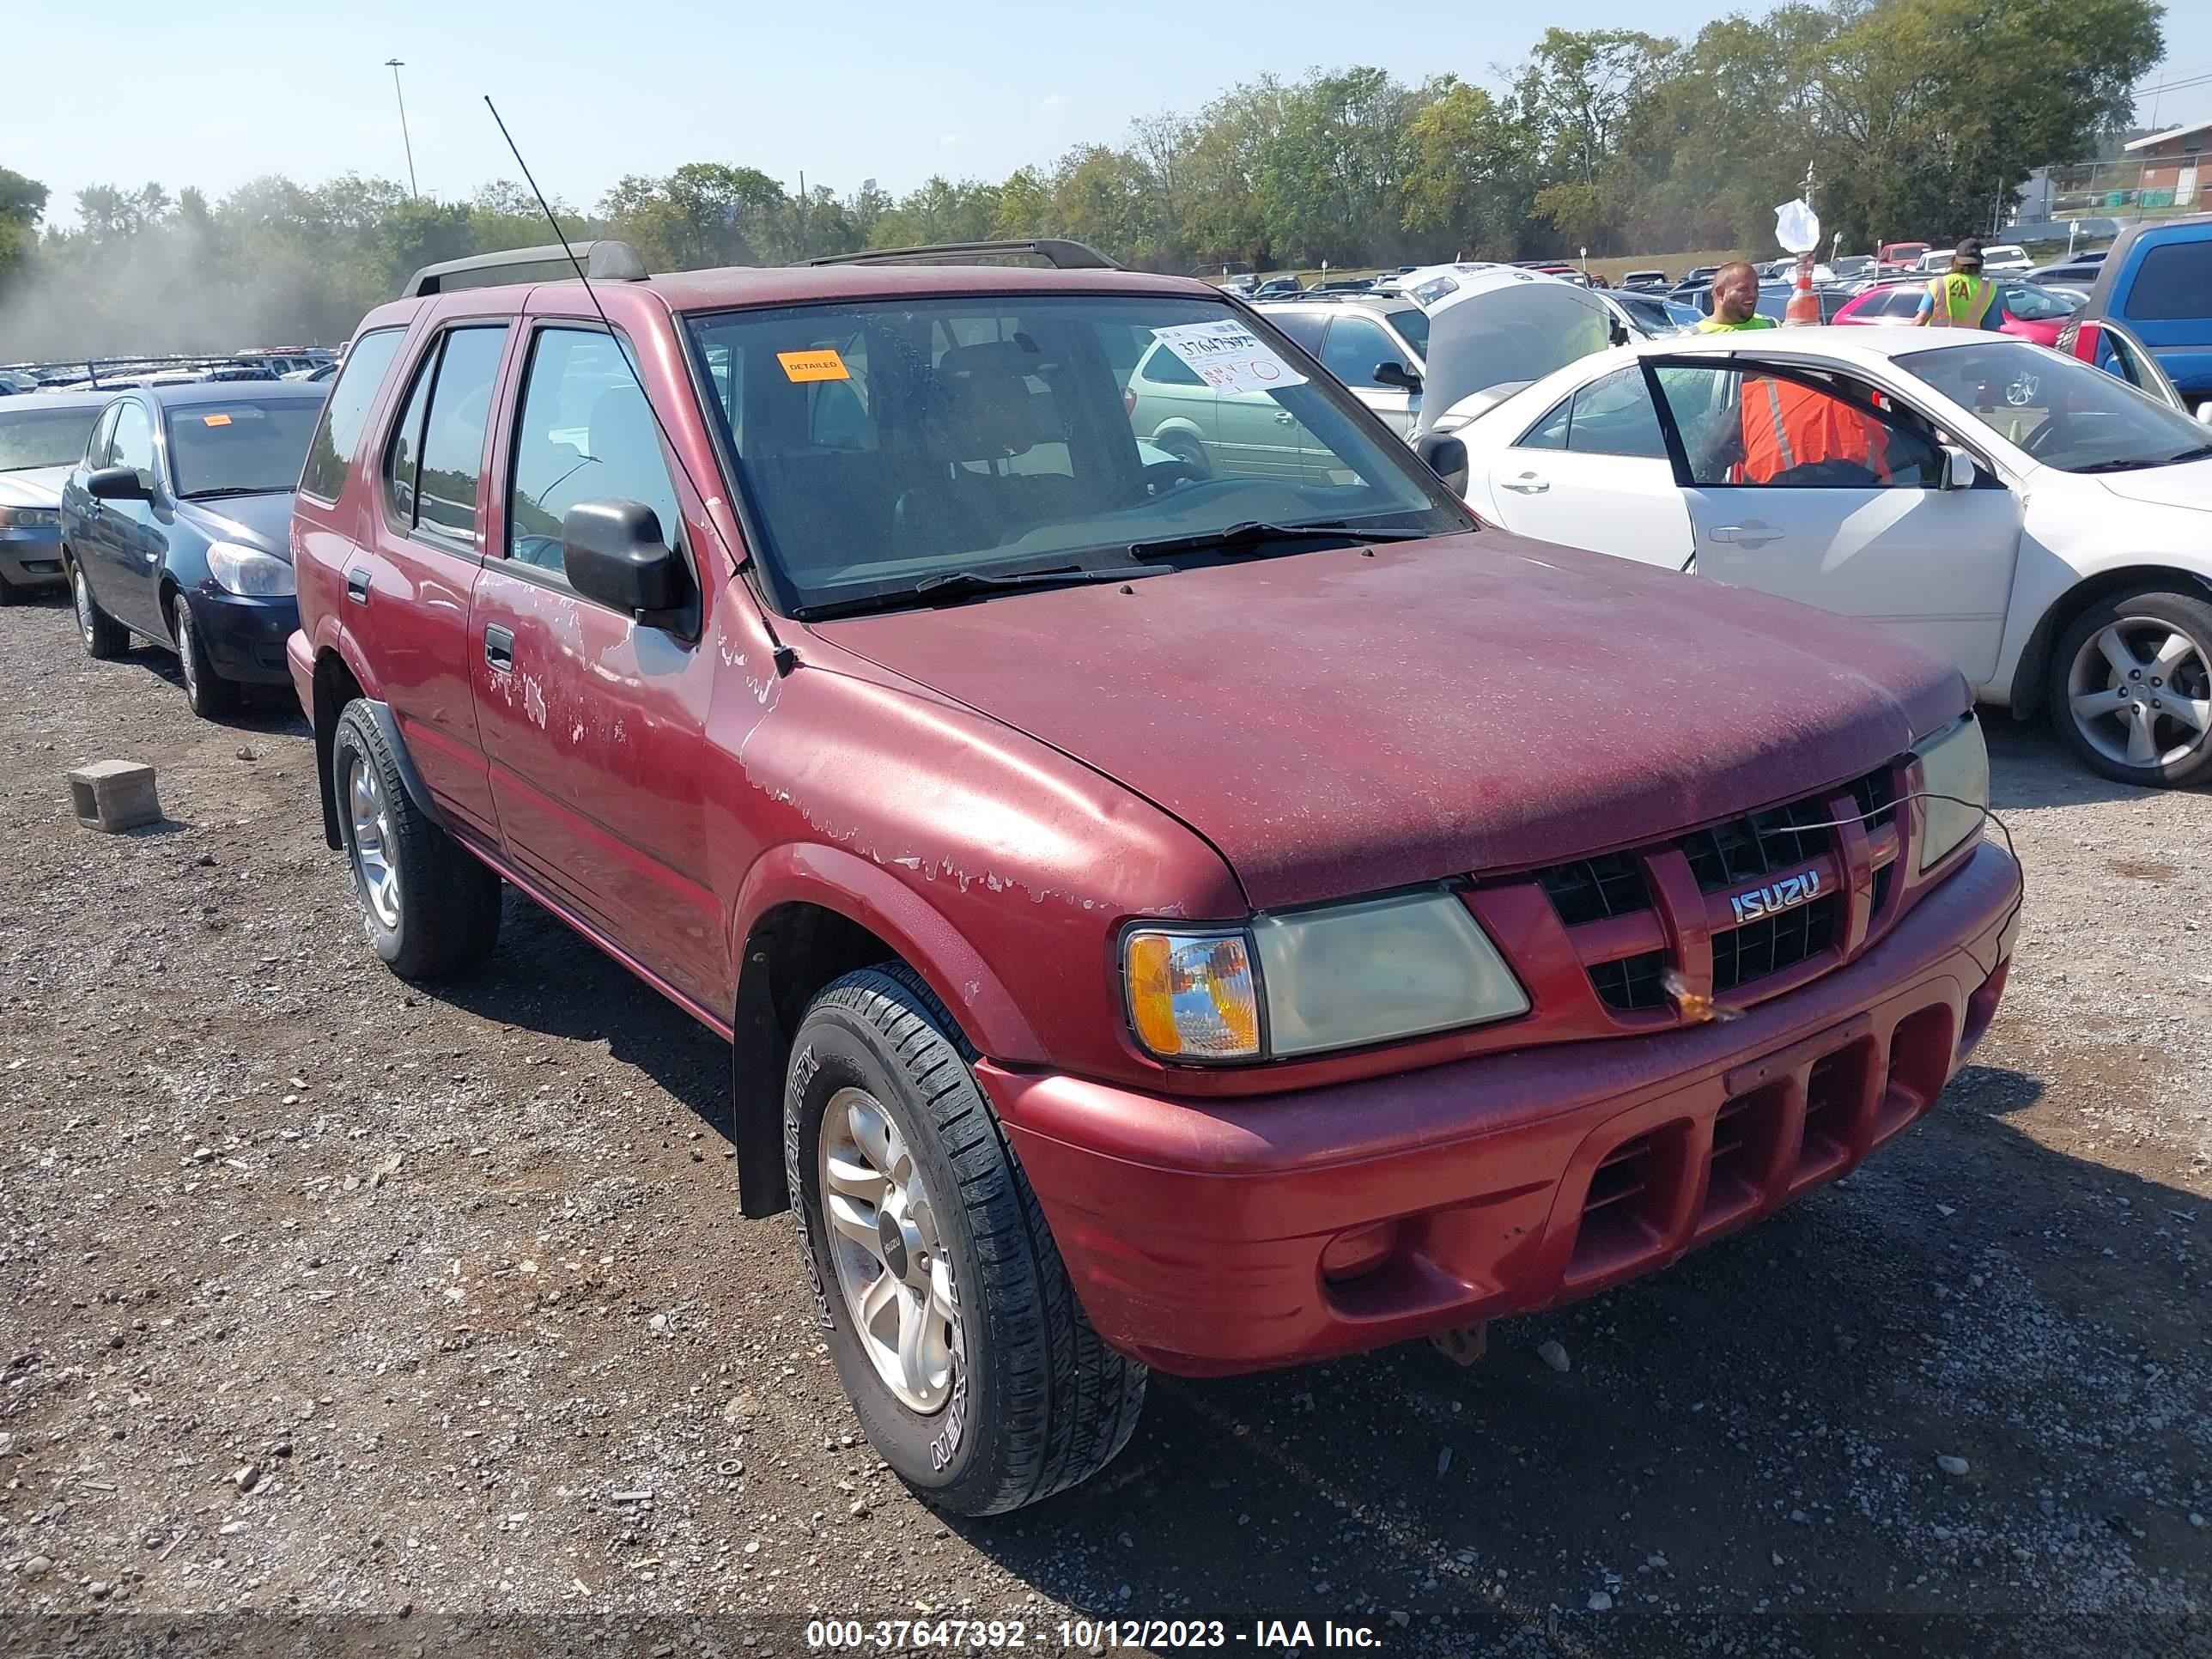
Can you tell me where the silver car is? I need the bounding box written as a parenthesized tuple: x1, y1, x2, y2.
(0, 390, 111, 603)
(1124, 338, 1335, 482)
(1254, 295, 1431, 437)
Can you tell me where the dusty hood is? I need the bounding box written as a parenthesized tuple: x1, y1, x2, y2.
(809, 533, 1966, 910)
(2091, 455, 2212, 512)
(0, 465, 69, 511)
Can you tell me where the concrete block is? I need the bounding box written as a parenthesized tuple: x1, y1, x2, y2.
(67, 760, 161, 833)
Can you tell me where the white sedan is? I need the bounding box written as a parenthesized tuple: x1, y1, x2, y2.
(1433, 327, 2212, 787)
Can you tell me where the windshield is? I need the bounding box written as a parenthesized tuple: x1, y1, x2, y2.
(684, 294, 1468, 617)
(163, 398, 322, 496)
(1899, 340, 2212, 472)
(0, 404, 101, 472)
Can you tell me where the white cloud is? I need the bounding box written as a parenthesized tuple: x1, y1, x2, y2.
(939, 133, 967, 150)
(1039, 94, 1063, 112)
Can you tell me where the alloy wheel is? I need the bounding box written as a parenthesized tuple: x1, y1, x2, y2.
(818, 1086, 961, 1413)
(74, 568, 94, 646)
(173, 602, 199, 701)
(345, 754, 403, 931)
(2066, 617, 2212, 770)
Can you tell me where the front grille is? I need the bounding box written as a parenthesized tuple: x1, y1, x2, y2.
(1539, 853, 1650, 925)
(1589, 951, 1668, 1013)
(1712, 895, 1840, 993)
(1524, 761, 1899, 1021)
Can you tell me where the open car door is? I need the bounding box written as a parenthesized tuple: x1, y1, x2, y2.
(1642, 354, 2023, 684)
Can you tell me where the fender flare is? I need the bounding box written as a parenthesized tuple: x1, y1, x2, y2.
(725, 842, 1043, 1218)
(2008, 565, 2212, 716)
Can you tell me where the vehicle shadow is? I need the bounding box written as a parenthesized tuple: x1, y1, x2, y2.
(430, 891, 736, 1142)
(118, 641, 311, 734)
(938, 1057, 2209, 1655)
(1984, 714, 2196, 807)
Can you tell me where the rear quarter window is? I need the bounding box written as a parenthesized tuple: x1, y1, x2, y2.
(298, 328, 406, 502)
(2123, 240, 2212, 322)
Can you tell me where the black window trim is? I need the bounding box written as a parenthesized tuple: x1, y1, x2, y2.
(377, 319, 514, 563)
(491, 316, 703, 638)
(1637, 351, 1985, 491)
(295, 324, 408, 507)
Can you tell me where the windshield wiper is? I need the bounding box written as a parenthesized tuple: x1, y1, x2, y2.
(181, 485, 283, 501)
(1126, 520, 1428, 562)
(796, 565, 1142, 619)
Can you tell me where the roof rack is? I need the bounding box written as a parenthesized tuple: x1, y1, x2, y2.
(401, 239, 649, 299)
(803, 239, 1122, 271)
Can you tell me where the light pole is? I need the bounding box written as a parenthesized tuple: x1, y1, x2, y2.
(385, 58, 418, 199)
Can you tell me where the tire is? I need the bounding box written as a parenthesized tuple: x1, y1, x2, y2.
(1155, 429, 1212, 477)
(170, 592, 239, 720)
(0, 570, 19, 607)
(2046, 586, 2212, 789)
(70, 557, 129, 660)
(330, 701, 503, 979)
(787, 964, 1146, 1515)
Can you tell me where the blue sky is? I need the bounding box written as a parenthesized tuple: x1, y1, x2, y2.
(4, 0, 2208, 224)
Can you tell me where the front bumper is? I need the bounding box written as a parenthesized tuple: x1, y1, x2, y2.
(979, 840, 2020, 1377)
(0, 523, 66, 588)
(185, 586, 299, 684)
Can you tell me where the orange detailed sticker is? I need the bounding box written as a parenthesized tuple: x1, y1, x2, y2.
(776, 349, 849, 383)
(203, 413, 233, 427)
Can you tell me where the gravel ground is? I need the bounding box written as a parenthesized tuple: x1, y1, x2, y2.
(0, 590, 2206, 1659)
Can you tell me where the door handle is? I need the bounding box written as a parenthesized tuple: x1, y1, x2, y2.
(1501, 471, 1550, 494)
(484, 624, 515, 673)
(1709, 522, 1783, 547)
(346, 568, 371, 606)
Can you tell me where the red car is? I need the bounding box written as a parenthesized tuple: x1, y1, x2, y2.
(1832, 277, 2084, 344)
(287, 236, 2020, 1514)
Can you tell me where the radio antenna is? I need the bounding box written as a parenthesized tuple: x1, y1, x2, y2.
(482, 94, 795, 674)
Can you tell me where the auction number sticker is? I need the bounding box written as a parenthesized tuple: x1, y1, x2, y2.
(1148, 319, 1306, 396)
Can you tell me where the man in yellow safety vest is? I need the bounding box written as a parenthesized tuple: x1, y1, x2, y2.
(1914, 238, 2001, 329)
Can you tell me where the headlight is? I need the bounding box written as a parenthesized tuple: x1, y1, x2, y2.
(206, 541, 295, 597)
(1122, 890, 1528, 1063)
(0, 506, 60, 527)
(1915, 715, 1989, 872)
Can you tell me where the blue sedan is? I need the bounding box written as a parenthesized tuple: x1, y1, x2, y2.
(61, 381, 325, 718)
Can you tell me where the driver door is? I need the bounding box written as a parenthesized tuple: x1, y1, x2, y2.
(1646, 359, 2022, 684)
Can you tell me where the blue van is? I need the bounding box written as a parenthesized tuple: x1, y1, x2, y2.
(2082, 213, 2212, 411)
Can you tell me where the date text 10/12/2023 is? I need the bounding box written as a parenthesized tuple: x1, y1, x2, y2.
(805, 1620, 1388, 1650)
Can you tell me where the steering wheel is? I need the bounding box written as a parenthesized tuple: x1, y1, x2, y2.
(1136, 456, 1206, 498)
(2022, 408, 2128, 463)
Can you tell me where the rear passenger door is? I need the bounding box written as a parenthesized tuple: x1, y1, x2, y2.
(1477, 364, 1694, 565)
(366, 322, 512, 841)
(467, 321, 727, 1010)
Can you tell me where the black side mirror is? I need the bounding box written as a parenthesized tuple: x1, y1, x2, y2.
(1372, 360, 1422, 392)
(562, 498, 690, 627)
(1415, 434, 1469, 495)
(85, 465, 149, 502)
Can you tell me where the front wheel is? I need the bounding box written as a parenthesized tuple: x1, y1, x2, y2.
(2048, 587, 2212, 788)
(330, 702, 503, 978)
(787, 966, 1146, 1515)
(171, 593, 239, 720)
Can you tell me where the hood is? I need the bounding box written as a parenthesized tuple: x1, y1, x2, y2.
(0, 465, 70, 510)
(176, 489, 295, 556)
(2090, 455, 2212, 512)
(808, 533, 1966, 910)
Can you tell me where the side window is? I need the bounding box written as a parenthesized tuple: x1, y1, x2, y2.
(1651, 366, 1941, 488)
(1563, 366, 1667, 459)
(1139, 343, 1204, 386)
(109, 401, 155, 483)
(382, 325, 509, 544)
(87, 404, 122, 468)
(299, 327, 405, 501)
(507, 327, 683, 588)
(1321, 315, 1401, 387)
(1267, 311, 1328, 356)
(2124, 240, 2212, 321)
(1515, 396, 1571, 450)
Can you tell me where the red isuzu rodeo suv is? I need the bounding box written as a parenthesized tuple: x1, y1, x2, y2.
(285, 237, 2021, 1514)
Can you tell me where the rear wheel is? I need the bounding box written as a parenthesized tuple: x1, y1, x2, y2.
(171, 592, 239, 720)
(1155, 430, 1211, 478)
(787, 965, 1146, 1515)
(70, 558, 128, 659)
(2048, 587, 2212, 788)
(330, 702, 502, 978)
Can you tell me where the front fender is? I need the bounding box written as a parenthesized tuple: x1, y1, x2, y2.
(731, 840, 1042, 1064)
